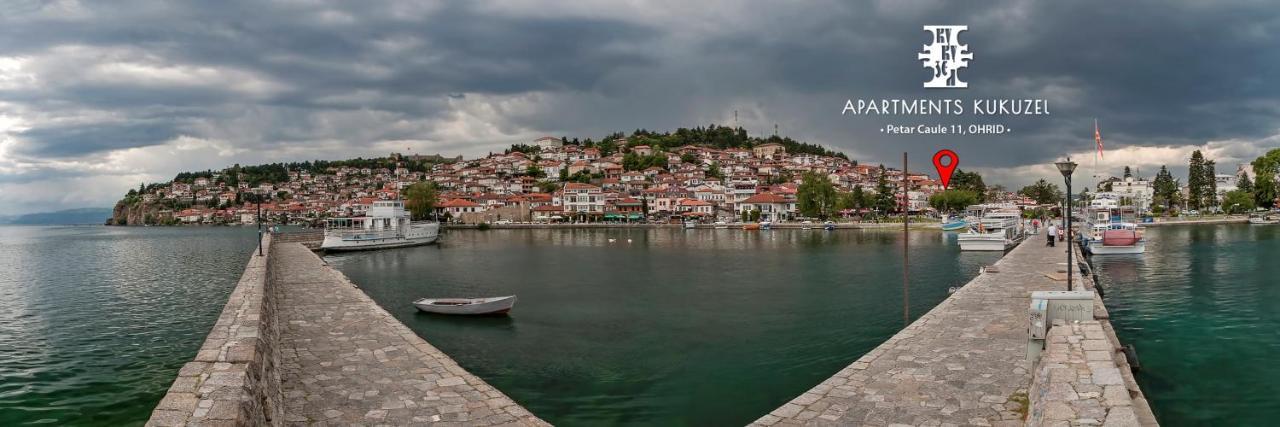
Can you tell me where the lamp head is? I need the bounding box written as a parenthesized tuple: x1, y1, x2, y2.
(1054, 159, 1078, 177)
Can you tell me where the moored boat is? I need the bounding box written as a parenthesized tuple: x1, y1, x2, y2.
(957, 208, 1023, 251)
(413, 295, 517, 315)
(1081, 207, 1145, 254)
(1249, 214, 1279, 225)
(940, 218, 968, 231)
(823, 221, 836, 231)
(321, 200, 439, 252)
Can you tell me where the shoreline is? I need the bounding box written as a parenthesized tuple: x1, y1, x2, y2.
(1141, 216, 1249, 226)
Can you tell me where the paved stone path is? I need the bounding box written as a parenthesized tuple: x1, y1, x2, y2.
(273, 243, 548, 426)
(753, 234, 1076, 426)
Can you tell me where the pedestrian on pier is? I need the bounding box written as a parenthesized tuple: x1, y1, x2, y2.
(1046, 223, 1057, 247)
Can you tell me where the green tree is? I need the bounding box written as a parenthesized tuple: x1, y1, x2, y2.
(1203, 159, 1217, 209)
(949, 169, 987, 202)
(706, 162, 723, 180)
(680, 152, 698, 164)
(1251, 148, 1280, 208)
(873, 166, 896, 213)
(1222, 190, 1255, 214)
(797, 172, 838, 219)
(749, 209, 761, 222)
(1187, 150, 1207, 210)
(1018, 179, 1063, 205)
(1238, 173, 1254, 193)
(525, 164, 546, 178)
(928, 189, 979, 213)
(850, 185, 866, 209)
(1151, 165, 1180, 212)
(403, 182, 439, 220)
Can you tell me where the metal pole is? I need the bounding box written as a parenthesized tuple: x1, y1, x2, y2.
(257, 196, 263, 257)
(903, 152, 909, 326)
(1065, 175, 1072, 291)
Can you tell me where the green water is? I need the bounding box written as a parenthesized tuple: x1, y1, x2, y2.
(327, 228, 1000, 426)
(1091, 224, 1280, 426)
(0, 226, 258, 426)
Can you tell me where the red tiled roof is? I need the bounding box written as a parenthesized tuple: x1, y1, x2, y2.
(563, 182, 600, 190)
(741, 192, 790, 204)
(438, 199, 481, 208)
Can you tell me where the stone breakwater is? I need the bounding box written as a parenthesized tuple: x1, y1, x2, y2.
(752, 234, 1157, 426)
(148, 235, 546, 426)
(147, 234, 282, 426)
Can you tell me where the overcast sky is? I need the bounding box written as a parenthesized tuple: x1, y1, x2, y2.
(2, 0, 1279, 214)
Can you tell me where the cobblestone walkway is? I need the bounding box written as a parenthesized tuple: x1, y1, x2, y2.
(754, 236, 1075, 426)
(273, 243, 548, 426)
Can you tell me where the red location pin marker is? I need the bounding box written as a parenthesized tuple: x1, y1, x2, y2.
(933, 149, 959, 189)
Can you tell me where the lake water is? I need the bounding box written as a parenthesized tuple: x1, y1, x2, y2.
(1091, 224, 1280, 426)
(11, 225, 1270, 426)
(327, 228, 1000, 426)
(0, 226, 258, 426)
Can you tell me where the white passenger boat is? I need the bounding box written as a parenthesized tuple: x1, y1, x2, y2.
(1081, 207, 1145, 255)
(1249, 214, 1279, 225)
(413, 295, 516, 315)
(957, 209, 1024, 251)
(321, 200, 439, 252)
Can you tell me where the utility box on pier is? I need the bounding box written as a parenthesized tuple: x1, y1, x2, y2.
(1027, 290, 1096, 360)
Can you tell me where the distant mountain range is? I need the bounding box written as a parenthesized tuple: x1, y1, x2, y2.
(0, 208, 114, 225)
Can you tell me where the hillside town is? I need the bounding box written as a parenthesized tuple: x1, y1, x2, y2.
(112, 129, 1276, 227)
(111, 131, 996, 226)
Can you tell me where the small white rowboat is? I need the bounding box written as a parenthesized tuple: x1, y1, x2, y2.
(413, 295, 516, 315)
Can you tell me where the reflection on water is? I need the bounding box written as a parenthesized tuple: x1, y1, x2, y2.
(0, 226, 257, 426)
(1092, 224, 1280, 426)
(328, 228, 1000, 426)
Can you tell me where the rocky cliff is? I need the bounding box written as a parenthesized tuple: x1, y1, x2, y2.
(108, 200, 160, 225)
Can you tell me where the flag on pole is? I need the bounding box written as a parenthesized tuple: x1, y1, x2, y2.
(1094, 119, 1104, 159)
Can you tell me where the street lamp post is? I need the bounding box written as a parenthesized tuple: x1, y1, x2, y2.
(1055, 159, 1078, 291)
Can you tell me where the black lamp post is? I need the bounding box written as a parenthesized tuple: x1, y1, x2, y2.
(1055, 159, 1078, 291)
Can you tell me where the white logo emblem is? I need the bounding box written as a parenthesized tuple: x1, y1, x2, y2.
(918, 25, 972, 88)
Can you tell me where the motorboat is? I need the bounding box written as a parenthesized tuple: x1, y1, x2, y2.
(940, 217, 968, 231)
(759, 221, 772, 230)
(957, 209, 1024, 251)
(823, 221, 836, 231)
(1249, 214, 1278, 225)
(321, 200, 439, 252)
(413, 295, 516, 315)
(714, 221, 729, 229)
(1082, 207, 1145, 254)
(684, 220, 698, 229)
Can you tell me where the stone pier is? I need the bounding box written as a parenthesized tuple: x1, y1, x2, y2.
(149, 237, 546, 426)
(273, 243, 547, 426)
(752, 234, 1156, 426)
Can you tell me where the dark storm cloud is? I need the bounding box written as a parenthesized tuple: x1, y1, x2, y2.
(2, 0, 1279, 176)
(15, 121, 179, 157)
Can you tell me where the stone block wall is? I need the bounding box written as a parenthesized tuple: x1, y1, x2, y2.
(147, 234, 282, 426)
(1027, 320, 1141, 426)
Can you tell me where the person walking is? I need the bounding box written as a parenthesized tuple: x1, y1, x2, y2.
(1046, 223, 1057, 247)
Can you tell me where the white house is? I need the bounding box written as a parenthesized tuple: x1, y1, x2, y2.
(738, 192, 794, 222)
(562, 183, 604, 215)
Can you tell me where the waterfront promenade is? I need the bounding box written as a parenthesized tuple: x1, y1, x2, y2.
(272, 243, 547, 426)
(752, 236, 1130, 426)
